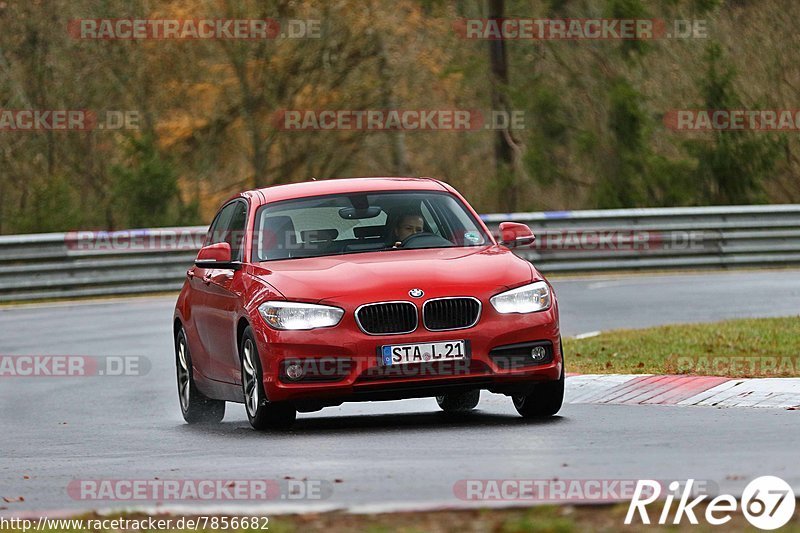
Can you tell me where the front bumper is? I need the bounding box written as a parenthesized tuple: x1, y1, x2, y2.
(253, 303, 562, 404)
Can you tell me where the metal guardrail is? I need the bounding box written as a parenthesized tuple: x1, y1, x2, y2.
(0, 205, 799, 302)
(482, 204, 800, 272)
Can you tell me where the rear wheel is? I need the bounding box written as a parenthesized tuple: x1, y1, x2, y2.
(175, 327, 225, 424)
(240, 326, 296, 430)
(436, 389, 480, 413)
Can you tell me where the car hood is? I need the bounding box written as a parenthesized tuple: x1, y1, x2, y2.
(247, 245, 535, 304)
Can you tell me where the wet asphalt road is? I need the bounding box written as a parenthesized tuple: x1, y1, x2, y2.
(1, 269, 798, 513)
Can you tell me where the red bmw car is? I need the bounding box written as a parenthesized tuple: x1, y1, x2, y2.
(173, 177, 563, 429)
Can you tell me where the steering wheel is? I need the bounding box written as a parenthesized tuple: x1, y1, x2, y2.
(398, 232, 453, 249)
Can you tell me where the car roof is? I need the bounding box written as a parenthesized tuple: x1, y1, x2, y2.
(238, 177, 449, 204)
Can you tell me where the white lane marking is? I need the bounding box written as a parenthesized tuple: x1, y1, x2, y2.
(573, 330, 601, 340)
(587, 281, 624, 289)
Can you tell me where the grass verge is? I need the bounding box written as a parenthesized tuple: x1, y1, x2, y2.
(564, 316, 800, 377)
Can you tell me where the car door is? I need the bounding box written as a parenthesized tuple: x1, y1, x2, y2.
(191, 200, 247, 383)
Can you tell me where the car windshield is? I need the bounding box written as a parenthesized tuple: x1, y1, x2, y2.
(252, 190, 490, 262)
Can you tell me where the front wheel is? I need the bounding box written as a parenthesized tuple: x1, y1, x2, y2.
(240, 326, 296, 430)
(175, 327, 225, 424)
(512, 366, 564, 418)
(436, 389, 480, 413)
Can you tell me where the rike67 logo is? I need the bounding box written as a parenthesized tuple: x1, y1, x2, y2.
(626, 476, 796, 530)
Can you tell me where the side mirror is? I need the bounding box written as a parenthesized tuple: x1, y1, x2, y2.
(195, 242, 241, 270)
(499, 222, 535, 248)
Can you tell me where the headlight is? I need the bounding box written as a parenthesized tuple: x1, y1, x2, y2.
(490, 281, 551, 314)
(258, 301, 344, 330)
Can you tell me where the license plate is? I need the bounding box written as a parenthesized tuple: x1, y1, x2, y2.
(380, 340, 466, 366)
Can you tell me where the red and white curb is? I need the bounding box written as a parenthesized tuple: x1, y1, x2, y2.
(566, 374, 800, 409)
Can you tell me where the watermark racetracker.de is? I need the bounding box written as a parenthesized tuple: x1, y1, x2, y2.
(272, 109, 525, 131)
(665, 109, 800, 131)
(453, 478, 717, 502)
(0, 110, 139, 131)
(67, 478, 333, 501)
(65, 229, 206, 252)
(666, 355, 800, 377)
(67, 18, 321, 40)
(64, 227, 714, 256)
(522, 229, 710, 252)
(453, 18, 708, 40)
(0, 356, 150, 377)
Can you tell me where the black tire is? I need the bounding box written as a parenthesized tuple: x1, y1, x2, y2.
(436, 389, 480, 413)
(512, 343, 565, 418)
(175, 327, 225, 424)
(240, 326, 296, 430)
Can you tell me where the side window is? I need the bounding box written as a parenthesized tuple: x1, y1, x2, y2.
(206, 201, 248, 260)
(227, 202, 248, 260)
(207, 204, 236, 246)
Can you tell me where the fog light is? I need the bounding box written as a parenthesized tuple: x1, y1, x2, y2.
(530, 346, 547, 362)
(285, 362, 305, 381)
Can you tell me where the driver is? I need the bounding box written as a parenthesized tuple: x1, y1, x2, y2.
(391, 213, 424, 246)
